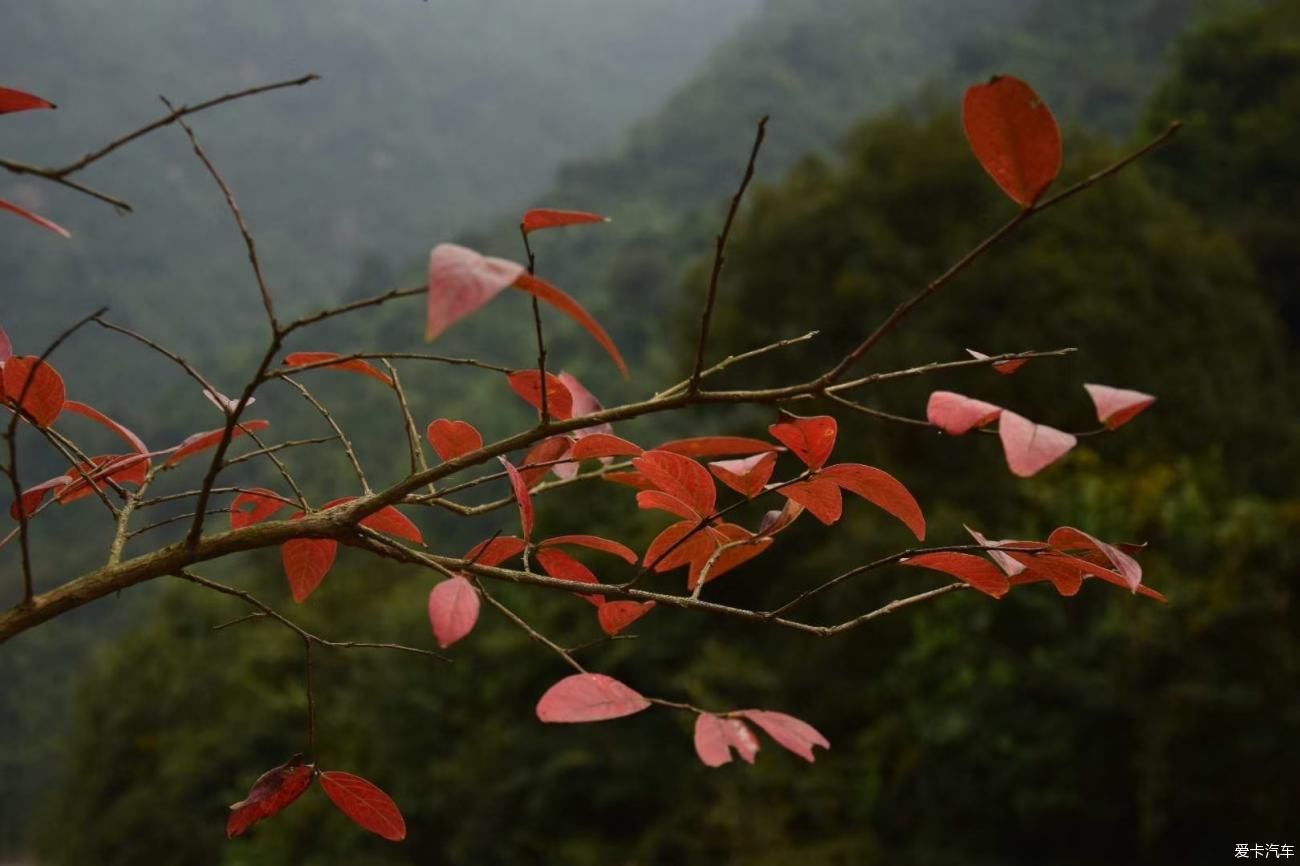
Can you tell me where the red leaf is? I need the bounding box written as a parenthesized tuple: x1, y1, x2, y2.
(656, 436, 779, 458)
(998, 410, 1076, 477)
(231, 488, 291, 529)
(282, 352, 394, 386)
(0, 87, 56, 114)
(540, 534, 637, 563)
(737, 710, 829, 763)
(633, 450, 716, 517)
(535, 673, 650, 723)
(428, 575, 480, 648)
(166, 420, 270, 466)
(966, 348, 1027, 375)
(901, 551, 1010, 598)
(281, 529, 338, 603)
(507, 370, 574, 421)
(758, 500, 804, 536)
(64, 401, 148, 453)
(10, 474, 71, 520)
(513, 272, 628, 378)
(570, 433, 642, 460)
(499, 457, 534, 540)
(693, 713, 761, 767)
(688, 523, 771, 589)
(642, 521, 715, 573)
(55, 454, 149, 504)
(2, 356, 66, 427)
(1048, 525, 1142, 591)
(778, 479, 843, 525)
(597, 600, 655, 636)
(636, 489, 700, 521)
(360, 506, 424, 546)
(425, 242, 524, 341)
(426, 418, 484, 461)
(926, 391, 1002, 436)
(964, 525, 1028, 577)
(962, 75, 1062, 207)
(519, 436, 573, 488)
(709, 452, 777, 499)
(768, 415, 837, 470)
(226, 758, 314, 839)
(604, 470, 658, 491)
(465, 535, 526, 567)
(318, 771, 406, 842)
(536, 547, 606, 606)
(818, 463, 926, 540)
(1083, 383, 1155, 430)
(1005, 550, 1084, 596)
(521, 207, 610, 234)
(0, 199, 70, 238)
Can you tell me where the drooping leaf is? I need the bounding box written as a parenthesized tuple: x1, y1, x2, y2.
(535, 673, 650, 723)
(597, 600, 655, 636)
(10, 474, 72, 520)
(1083, 383, 1156, 430)
(0, 199, 70, 238)
(998, 410, 1076, 477)
(226, 758, 314, 839)
(540, 534, 637, 563)
(536, 547, 606, 606)
(737, 710, 830, 763)
(926, 391, 1002, 436)
(901, 551, 1010, 598)
(1048, 526, 1143, 591)
(428, 575, 480, 648)
(962, 74, 1062, 207)
(2, 356, 66, 427)
(966, 348, 1028, 375)
(318, 771, 406, 842)
(1004, 550, 1085, 596)
(0, 87, 56, 114)
(778, 479, 843, 525)
(768, 414, 837, 470)
(521, 207, 610, 234)
(499, 457, 534, 540)
(351, 501, 425, 546)
(230, 488, 291, 530)
(282, 352, 394, 386)
(464, 535, 527, 567)
(633, 450, 716, 517)
(425, 242, 524, 341)
(426, 418, 484, 461)
(166, 420, 270, 466)
(708, 452, 777, 499)
(513, 272, 628, 377)
(694, 713, 760, 767)
(64, 401, 148, 453)
(281, 525, 339, 603)
(818, 463, 926, 540)
(570, 433, 642, 460)
(507, 370, 575, 421)
(655, 436, 778, 458)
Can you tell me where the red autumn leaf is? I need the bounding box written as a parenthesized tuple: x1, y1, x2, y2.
(281, 522, 339, 603)
(426, 418, 484, 462)
(64, 401, 148, 453)
(230, 488, 291, 530)
(778, 479, 843, 525)
(655, 436, 779, 459)
(465, 535, 527, 567)
(688, 523, 771, 590)
(10, 474, 71, 520)
(901, 551, 1010, 598)
(1083, 383, 1156, 430)
(570, 433, 642, 460)
(818, 463, 926, 540)
(737, 710, 830, 763)
(507, 370, 575, 421)
(694, 713, 760, 767)
(521, 207, 610, 234)
(320, 498, 424, 546)
(1004, 550, 1085, 596)
(165, 420, 270, 466)
(964, 525, 1028, 577)
(536, 547, 606, 606)
(513, 272, 628, 378)
(966, 348, 1028, 375)
(0, 324, 11, 361)
(0, 199, 70, 238)
(768, 414, 837, 471)
(597, 600, 655, 636)
(633, 450, 716, 517)
(642, 520, 716, 573)
(962, 74, 1062, 207)
(318, 771, 406, 842)
(636, 489, 700, 521)
(926, 391, 1002, 436)
(519, 436, 573, 488)
(428, 575, 480, 648)
(0, 87, 55, 114)
(555, 371, 607, 423)
(604, 470, 658, 491)
(998, 410, 1076, 477)
(282, 352, 394, 387)
(709, 452, 777, 499)
(1049, 525, 1142, 591)
(226, 758, 314, 839)
(535, 673, 650, 723)
(2, 356, 66, 427)
(499, 457, 534, 540)
(425, 242, 525, 340)
(540, 534, 637, 563)
(55, 454, 149, 504)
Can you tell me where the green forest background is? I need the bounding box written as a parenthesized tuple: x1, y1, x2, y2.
(2, 0, 1298, 863)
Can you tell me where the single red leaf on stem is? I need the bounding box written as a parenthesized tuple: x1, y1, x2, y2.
(540, 534, 637, 563)
(226, 758, 314, 839)
(320, 497, 425, 546)
(570, 433, 643, 460)
(998, 410, 1076, 477)
(465, 535, 527, 567)
(737, 710, 829, 763)
(165, 420, 270, 466)
(926, 391, 1002, 436)
(962, 74, 1062, 207)
(901, 551, 1010, 598)
(778, 479, 843, 525)
(64, 401, 148, 453)
(281, 516, 338, 603)
(428, 575, 480, 648)
(633, 450, 716, 517)
(499, 457, 534, 540)
(694, 713, 760, 767)
(709, 452, 777, 499)
(0, 87, 56, 114)
(598, 600, 655, 636)
(426, 418, 484, 462)
(282, 352, 394, 386)
(536, 673, 650, 723)
(513, 272, 629, 378)
(1083, 383, 1156, 430)
(818, 463, 926, 540)
(642, 520, 716, 574)
(967, 348, 1028, 375)
(2, 356, 67, 427)
(318, 770, 406, 842)
(230, 488, 291, 530)
(521, 207, 610, 233)
(0, 199, 70, 238)
(687, 523, 771, 590)
(507, 370, 575, 421)
(768, 415, 837, 471)
(656, 436, 779, 458)
(536, 547, 606, 606)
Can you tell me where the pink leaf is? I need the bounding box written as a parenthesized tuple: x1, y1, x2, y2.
(425, 242, 524, 341)
(318, 771, 406, 842)
(499, 457, 534, 539)
(428, 575, 480, 648)
(964, 525, 1027, 577)
(0, 199, 69, 238)
(597, 600, 655, 636)
(926, 391, 1002, 436)
(708, 452, 777, 499)
(426, 418, 484, 461)
(901, 551, 1010, 598)
(737, 710, 829, 763)
(226, 758, 314, 839)
(1083, 383, 1155, 430)
(818, 463, 926, 540)
(693, 713, 760, 767)
(768, 415, 837, 470)
(998, 410, 1076, 477)
(521, 208, 610, 233)
(535, 673, 650, 723)
(282, 352, 394, 386)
